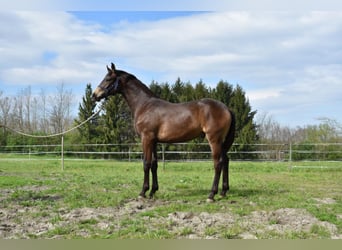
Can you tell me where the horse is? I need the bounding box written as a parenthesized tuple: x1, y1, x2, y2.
(92, 63, 235, 202)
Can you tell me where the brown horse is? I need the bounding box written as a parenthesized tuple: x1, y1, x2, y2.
(92, 63, 235, 201)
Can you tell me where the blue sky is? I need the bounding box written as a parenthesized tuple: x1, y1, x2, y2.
(0, 3, 342, 127)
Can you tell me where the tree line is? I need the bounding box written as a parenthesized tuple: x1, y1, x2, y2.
(1, 78, 341, 160)
(0, 84, 73, 146)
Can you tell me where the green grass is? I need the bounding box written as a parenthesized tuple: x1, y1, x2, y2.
(0, 158, 341, 239)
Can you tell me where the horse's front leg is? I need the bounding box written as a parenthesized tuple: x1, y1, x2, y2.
(139, 138, 153, 199)
(139, 158, 150, 199)
(139, 137, 158, 199)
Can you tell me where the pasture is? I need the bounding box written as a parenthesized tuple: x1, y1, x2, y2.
(0, 158, 341, 239)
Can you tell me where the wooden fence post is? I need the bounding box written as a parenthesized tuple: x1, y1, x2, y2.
(61, 135, 64, 171)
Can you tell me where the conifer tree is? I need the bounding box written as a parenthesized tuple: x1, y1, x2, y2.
(211, 80, 234, 106)
(100, 95, 134, 158)
(75, 83, 99, 143)
(229, 84, 258, 158)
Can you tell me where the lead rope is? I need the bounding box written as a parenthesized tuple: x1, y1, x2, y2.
(0, 102, 103, 171)
(0, 102, 103, 138)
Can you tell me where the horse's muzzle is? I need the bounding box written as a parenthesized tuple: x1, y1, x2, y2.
(91, 93, 102, 103)
(92, 88, 104, 102)
(91, 94, 98, 103)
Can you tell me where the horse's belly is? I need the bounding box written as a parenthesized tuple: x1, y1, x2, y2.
(157, 122, 202, 143)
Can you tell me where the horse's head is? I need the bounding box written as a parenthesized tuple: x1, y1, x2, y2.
(92, 62, 121, 102)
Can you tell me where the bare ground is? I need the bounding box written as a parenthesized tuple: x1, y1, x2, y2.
(1, 189, 341, 239)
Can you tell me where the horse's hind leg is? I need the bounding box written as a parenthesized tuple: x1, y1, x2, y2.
(208, 142, 222, 202)
(220, 153, 229, 197)
(150, 143, 159, 198)
(221, 119, 235, 197)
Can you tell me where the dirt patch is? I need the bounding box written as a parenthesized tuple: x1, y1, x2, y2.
(0, 198, 169, 239)
(0, 198, 341, 239)
(0, 206, 55, 238)
(165, 211, 236, 239)
(312, 198, 336, 205)
(162, 208, 341, 239)
(241, 208, 341, 239)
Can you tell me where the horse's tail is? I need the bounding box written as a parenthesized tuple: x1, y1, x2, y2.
(223, 109, 236, 152)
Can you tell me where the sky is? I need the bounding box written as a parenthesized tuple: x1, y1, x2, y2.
(0, 1, 341, 127)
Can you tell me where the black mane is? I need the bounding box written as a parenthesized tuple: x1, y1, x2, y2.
(117, 70, 156, 98)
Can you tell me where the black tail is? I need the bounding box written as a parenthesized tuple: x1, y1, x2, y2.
(223, 109, 235, 152)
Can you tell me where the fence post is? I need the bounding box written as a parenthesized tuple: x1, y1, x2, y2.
(162, 144, 165, 170)
(289, 142, 292, 170)
(128, 145, 131, 162)
(61, 135, 64, 171)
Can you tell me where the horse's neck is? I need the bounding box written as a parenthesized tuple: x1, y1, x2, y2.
(121, 79, 154, 114)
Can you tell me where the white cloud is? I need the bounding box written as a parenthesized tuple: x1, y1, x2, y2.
(0, 11, 341, 126)
(2, 0, 342, 11)
(0, 12, 107, 85)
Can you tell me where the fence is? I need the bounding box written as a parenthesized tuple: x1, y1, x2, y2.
(1, 142, 342, 162)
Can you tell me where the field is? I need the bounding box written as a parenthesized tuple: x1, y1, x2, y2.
(0, 157, 341, 239)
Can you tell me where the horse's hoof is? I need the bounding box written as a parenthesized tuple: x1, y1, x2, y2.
(206, 198, 215, 203)
(138, 195, 146, 200)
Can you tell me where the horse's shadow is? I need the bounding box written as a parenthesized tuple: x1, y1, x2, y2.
(172, 186, 288, 202)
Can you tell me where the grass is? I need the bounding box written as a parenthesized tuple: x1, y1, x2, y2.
(0, 157, 341, 239)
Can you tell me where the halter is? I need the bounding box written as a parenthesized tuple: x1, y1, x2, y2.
(99, 77, 120, 97)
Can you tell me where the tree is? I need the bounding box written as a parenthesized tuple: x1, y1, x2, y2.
(172, 77, 184, 102)
(0, 91, 11, 145)
(229, 84, 258, 159)
(193, 79, 209, 100)
(257, 112, 292, 144)
(211, 80, 234, 105)
(99, 95, 135, 158)
(173, 79, 194, 102)
(74, 83, 99, 144)
(150, 81, 177, 102)
(229, 85, 257, 141)
(38, 89, 49, 134)
(49, 83, 73, 134)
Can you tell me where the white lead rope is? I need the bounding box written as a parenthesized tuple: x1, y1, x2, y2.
(0, 104, 102, 138)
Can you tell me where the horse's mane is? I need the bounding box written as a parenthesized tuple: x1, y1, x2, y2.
(117, 70, 156, 97)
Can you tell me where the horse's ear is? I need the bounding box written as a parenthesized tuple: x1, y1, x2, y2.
(107, 65, 111, 73)
(111, 62, 116, 72)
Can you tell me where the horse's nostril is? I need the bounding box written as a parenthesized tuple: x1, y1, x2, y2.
(91, 93, 98, 102)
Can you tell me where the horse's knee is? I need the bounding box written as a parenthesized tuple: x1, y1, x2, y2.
(143, 161, 151, 172)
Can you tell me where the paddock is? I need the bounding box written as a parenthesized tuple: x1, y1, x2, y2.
(0, 159, 341, 239)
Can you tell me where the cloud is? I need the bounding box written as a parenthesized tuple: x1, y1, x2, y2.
(0, 12, 106, 85)
(0, 11, 341, 126)
(2, 0, 342, 11)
